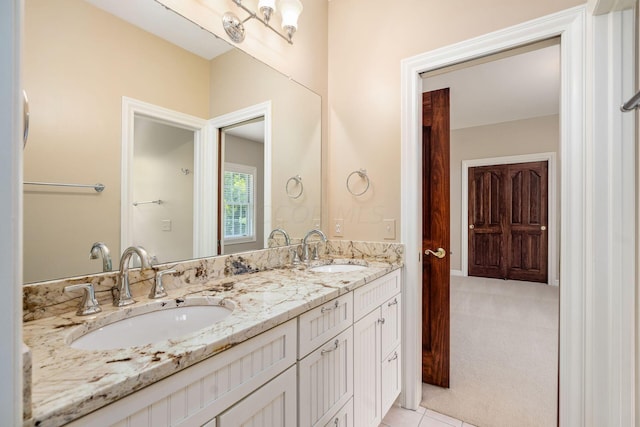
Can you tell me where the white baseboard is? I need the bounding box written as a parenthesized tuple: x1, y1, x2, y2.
(450, 270, 464, 276)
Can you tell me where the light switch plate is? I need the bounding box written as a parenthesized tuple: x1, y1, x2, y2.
(161, 219, 172, 231)
(334, 219, 344, 237)
(383, 219, 396, 240)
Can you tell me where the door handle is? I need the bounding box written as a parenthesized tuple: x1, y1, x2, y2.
(424, 247, 446, 259)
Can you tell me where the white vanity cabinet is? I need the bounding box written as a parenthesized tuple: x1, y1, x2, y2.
(352, 269, 402, 427)
(298, 294, 354, 427)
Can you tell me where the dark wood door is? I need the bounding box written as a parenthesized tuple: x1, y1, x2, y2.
(468, 161, 548, 283)
(422, 88, 450, 388)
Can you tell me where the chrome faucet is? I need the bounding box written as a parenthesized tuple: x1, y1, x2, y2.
(114, 246, 151, 307)
(268, 228, 291, 247)
(89, 242, 112, 272)
(302, 229, 327, 262)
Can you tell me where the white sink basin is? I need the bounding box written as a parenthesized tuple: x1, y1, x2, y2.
(309, 264, 368, 273)
(70, 300, 234, 351)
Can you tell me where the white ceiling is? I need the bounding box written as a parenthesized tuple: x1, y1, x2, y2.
(422, 44, 560, 130)
(225, 121, 265, 143)
(85, 0, 232, 60)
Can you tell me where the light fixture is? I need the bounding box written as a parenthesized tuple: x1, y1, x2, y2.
(222, 0, 303, 45)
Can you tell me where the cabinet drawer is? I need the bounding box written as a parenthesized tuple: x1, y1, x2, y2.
(353, 270, 401, 321)
(380, 294, 401, 358)
(323, 397, 353, 427)
(299, 327, 353, 427)
(299, 294, 353, 358)
(381, 346, 401, 418)
(218, 365, 297, 427)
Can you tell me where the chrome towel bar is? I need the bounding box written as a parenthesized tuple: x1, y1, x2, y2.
(24, 181, 105, 192)
(132, 199, 163, 206)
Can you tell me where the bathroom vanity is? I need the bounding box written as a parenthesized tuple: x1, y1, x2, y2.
(22, 241, 403, 427)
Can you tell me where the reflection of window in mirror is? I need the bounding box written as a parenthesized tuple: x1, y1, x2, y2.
(223, 163, 256, 245)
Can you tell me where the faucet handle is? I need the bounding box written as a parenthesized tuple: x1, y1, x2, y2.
(64, 283, 102, 316)
(150, 269, 177, 299)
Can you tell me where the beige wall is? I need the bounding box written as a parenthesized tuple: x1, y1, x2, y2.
(209, 49, 322, 241)
(327, 0, 584, 242)
(449, 115, 560, 277)
(23, 0, 210, 282)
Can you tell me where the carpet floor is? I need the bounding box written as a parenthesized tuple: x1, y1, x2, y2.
(421, 275, 559, 427)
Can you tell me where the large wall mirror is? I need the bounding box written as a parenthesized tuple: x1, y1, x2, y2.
(23, 0, 321, 283)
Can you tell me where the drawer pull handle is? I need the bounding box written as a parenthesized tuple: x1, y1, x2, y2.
(388, 298, 398, 307)
(321, 339, 340, 355)
(321, 300, 339, 313)
(378, 318, 385, 324)
(388, 351, 398, 362)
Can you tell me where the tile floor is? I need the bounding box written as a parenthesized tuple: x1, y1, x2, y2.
(380, 405, 475, 427)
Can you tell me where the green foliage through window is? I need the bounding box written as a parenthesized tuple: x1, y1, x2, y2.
(223, 165, 255, 240)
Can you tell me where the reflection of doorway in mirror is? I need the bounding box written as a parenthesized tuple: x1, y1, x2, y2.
(220, 118, 265, 255)
(132, 117, 195, 264)
(121, 97, 214, 265)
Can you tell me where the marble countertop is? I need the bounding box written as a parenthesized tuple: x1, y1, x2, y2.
(23, 259, 401, 427)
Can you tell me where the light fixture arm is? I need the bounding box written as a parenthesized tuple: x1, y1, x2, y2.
(224, 0, 299, 44)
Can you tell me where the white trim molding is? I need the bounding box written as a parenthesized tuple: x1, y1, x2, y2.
(588, 8, 636, 425)
(0, 0, 23, 424)
(460, 152, 558, 286)
(121, 97, 212, 258)
(209, 101, 272, 254)
(401, 6, 589, 426)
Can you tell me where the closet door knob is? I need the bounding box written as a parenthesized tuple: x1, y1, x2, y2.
(469, 224, 475, 229)
(541, 225, 546, 231)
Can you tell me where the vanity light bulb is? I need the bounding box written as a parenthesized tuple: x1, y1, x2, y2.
(279, 0, 303, 31)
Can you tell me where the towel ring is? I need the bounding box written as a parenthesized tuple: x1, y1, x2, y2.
(286, 175, 304, 199)
(346, 169, 370, 196)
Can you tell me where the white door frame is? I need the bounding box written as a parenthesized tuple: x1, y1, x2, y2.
(460, 152, 558, 285)
(121, 97, 213, 258)
(209, 101, 272, 254)
(401, 6, 588, 424)
(0, 0, 23, 423)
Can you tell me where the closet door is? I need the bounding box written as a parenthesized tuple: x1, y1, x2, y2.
(468, 161, 548, 283)
(506, 161, 548, 283)
(468, 165, 507, 279)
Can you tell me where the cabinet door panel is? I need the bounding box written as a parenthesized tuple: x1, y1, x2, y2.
(380, 294, 401, 359)
(299, 327, 353, 427)
(381, 346, 401, 417)
(218, 365, 297, 427)
(353, 309, 382, 427)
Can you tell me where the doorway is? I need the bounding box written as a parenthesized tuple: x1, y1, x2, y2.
(219, 118, 265, 255)
(422, 35, 560, 425)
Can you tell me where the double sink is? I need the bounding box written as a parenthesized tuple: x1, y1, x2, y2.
(67, 261, 368, 351)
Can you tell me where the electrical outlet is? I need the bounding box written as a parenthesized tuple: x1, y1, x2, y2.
(383, 219, 395, 240)
(312, 218, 320, 228)
(161, 219, 172, 232)
(334, 219, 344, 237)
